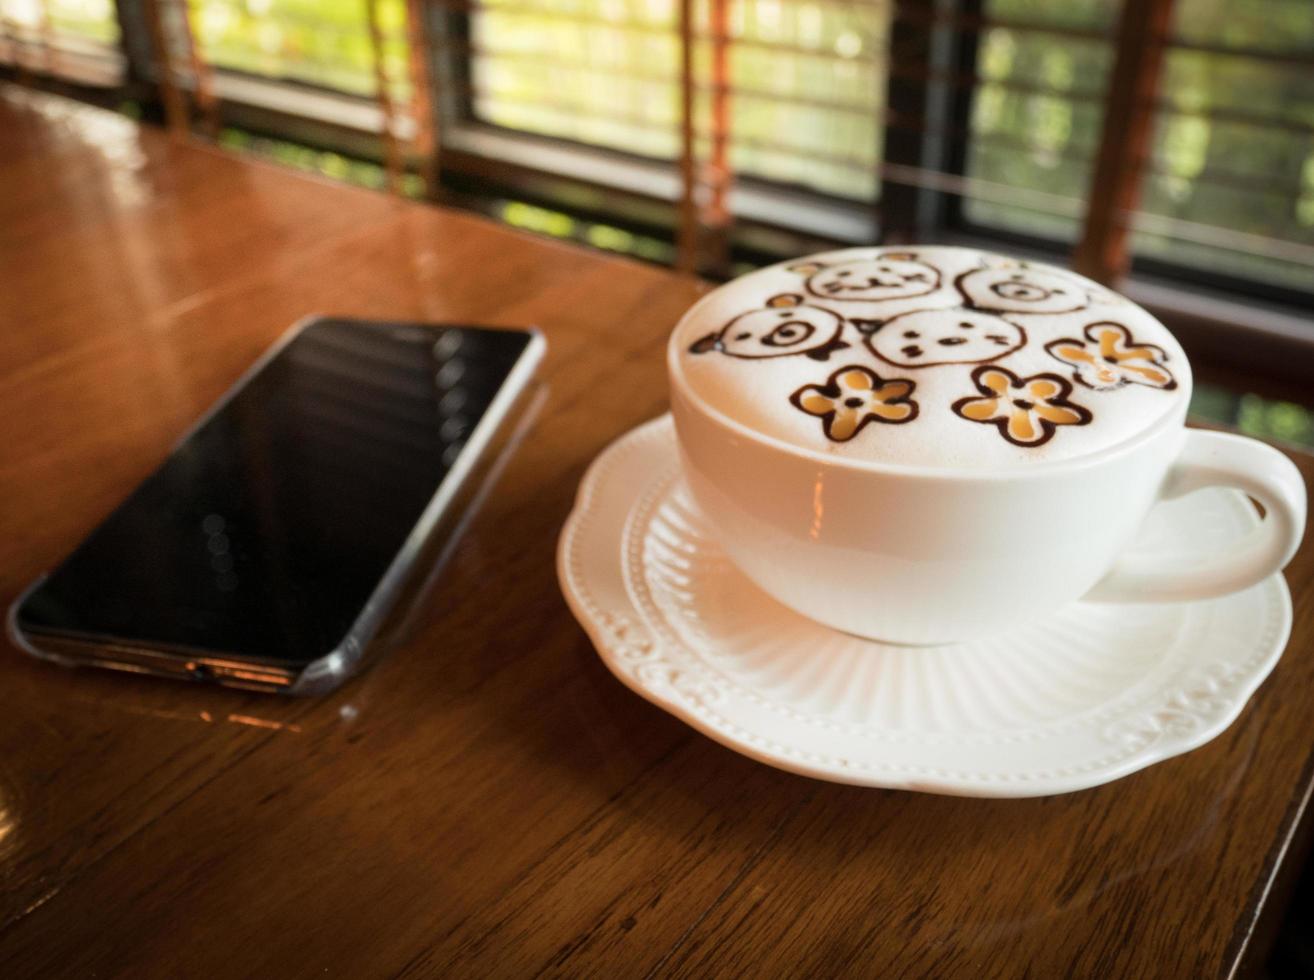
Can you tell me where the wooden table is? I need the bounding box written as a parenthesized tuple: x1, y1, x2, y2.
(1, 85, 1312, 979)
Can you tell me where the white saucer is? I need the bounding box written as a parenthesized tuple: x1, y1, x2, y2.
(557, 415, 1292, 797)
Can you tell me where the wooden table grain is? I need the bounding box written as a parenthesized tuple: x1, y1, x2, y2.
(1, 85, 1312, 979)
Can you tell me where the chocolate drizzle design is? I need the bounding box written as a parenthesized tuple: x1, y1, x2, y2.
(688, 293, 849, 361)
(1045, 322, 1177, 391)
(865, 310, 1025, 368)
(790, 365, 918, 442)
(687, 250, 1177, 447)
(955, 265, 1091, 315)
(951, 366, 1092, 446)
(789, 253, 940, 304)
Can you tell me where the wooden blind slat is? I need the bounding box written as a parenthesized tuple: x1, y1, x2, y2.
(364, 0, 403, 194)
(1072, 0, 1177, 285)
(676, 0, 697, 272)
(175, 0, 218, 137)
(405, 0, 439, 195)
(141, 0, 188, 135)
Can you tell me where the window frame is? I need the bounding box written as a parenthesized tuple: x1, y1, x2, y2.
(4, 0, 1312, 383)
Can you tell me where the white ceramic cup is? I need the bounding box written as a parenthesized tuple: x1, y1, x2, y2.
(669, 325, 1306, 646)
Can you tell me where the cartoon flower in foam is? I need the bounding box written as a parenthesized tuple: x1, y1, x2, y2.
(790, 365, 918, 442)
(952, 366, 1092, 447)
(1044, 321, 1177, 391)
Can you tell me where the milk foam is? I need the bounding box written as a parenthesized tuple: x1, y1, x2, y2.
(671, 246, 1191, 468)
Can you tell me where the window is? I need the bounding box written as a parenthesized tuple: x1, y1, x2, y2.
(1138, 0, 1314, 297)
(3, 0, 1312, 310)
(963, 2, 1113, 243)
(189, 0, 409, 99)
(967, 0, 1314, 299)
(0, 0, 123, 85)
(470, 0, 885, 202)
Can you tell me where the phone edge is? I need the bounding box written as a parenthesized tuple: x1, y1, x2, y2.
(7, 321, 547, 697)
(288, 326, 545, 695)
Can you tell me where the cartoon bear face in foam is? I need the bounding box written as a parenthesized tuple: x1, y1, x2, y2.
(865, 309, 1025, 368)
(955, 263, 1090, 315)
(687, 293, 850, 361)
(789, 252, 940, 304)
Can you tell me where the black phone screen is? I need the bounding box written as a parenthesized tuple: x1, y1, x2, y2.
(17, 318, 535, 666)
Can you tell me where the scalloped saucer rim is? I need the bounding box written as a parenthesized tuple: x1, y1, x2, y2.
(557, 415, 1293, 797)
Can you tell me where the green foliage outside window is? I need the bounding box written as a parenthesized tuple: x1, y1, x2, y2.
(1, 0, 119, 46)
(970, 0, 1314, 293)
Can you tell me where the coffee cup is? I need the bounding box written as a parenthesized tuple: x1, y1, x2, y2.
(668, 245, 1306, 644)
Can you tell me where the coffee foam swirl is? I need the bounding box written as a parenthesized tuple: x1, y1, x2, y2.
(671, 246, 1190, 468)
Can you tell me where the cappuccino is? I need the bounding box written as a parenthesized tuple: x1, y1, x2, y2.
(674, 246, 1189, 468)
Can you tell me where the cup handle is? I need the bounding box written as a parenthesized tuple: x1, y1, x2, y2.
(1085, 429, 1306, 603)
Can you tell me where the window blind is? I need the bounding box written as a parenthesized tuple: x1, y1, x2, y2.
(2, 0, 1311, 303)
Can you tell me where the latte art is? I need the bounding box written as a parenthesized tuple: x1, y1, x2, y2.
(671, 245, 1190, 468)
(956, 264, 1090, 315)
(791, 253, 940, 303)
(688, 293, 849, 361)
(866, 309, 1024, 368)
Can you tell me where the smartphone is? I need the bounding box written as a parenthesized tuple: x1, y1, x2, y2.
(8, 316, 544, 695)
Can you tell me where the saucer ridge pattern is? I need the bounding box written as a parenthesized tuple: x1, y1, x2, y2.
(558, 416, 1292, 796)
